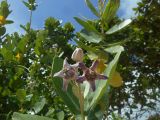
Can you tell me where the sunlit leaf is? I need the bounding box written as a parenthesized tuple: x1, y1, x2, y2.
(0, 47, 13, 60)
(105, 45, 124, 53)
(74, 17, 98, 33)
(102, 0, 120, 24)
(33, 97, 46, 114)
(0, 1, 11, 18)
(80, 29, 102, 43)
(106, 19, 132, 34)
(35, 30, 47, 56)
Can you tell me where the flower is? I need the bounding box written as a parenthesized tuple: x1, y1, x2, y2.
(15, 53, 21, 61)
(0, 16, 6, 25)
(77, 60, 108, 91)
(71, 48, 84, 62)
(54, 58, 78, 91)
(108, 71, 123, 87)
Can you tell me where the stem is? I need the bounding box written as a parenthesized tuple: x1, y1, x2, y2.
(78, 84, 85, 120)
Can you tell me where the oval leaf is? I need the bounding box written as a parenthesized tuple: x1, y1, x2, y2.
(106, 19, 132, 34)
(80, 29, 102, 43)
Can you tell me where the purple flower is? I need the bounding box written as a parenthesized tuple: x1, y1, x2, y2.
(77, 60, 108, 91)
(54, 58, 78, 91)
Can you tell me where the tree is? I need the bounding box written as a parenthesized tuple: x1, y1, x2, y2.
(107, 0, 160, 119)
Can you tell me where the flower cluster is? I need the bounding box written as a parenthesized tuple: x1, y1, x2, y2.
(54, 48, 108, 91)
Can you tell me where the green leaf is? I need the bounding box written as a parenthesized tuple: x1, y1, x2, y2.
(16, 89, 26, 103)
(35, 30, 47, 56)
(85, 46, 124, 112)
(0, 26, 6, 36)
(106, 19, 132, 34)
(56, 111, 64, 120)
(52, 57, 80, 115)
(45, 108, 55, 117)
(0, 1, 11, 18)
(33, 97, 46, 114)
(22, 1, 30, 9)
(12, 112, 55, 120)
(74, 17, 98, 33)
(29, 0, 35, 4)
(25, 94, 33, 101)
(80, 29, 103, 43)
(20, 25, 27, 32)
(0, 47, 13, 60)
(85, 0, 100, 17)
(102, 0, 120, 24)
(5, 20, 14, 24)
(105, 45, 124, 53)
(17, 35, 29, 53)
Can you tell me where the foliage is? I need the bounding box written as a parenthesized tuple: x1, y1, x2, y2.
(100, 0, 160, 119)
(0, 1, 75, 119)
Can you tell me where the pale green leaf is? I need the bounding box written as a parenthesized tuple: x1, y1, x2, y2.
(80, 30, 102, 43)
(105, 45, 124, 53)
(12, 112, 55, 120)
(74, 17, 98, 33)
(33, 97, 46, 114)
(56, 111, 64, 120)
(106, 19, 132, 34)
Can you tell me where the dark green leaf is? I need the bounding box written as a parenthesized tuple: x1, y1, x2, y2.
(22, 1, 30, 9)
(5, 20, 14, 24)
(0, 26, 6, 36)
(20, 25, 27, 32)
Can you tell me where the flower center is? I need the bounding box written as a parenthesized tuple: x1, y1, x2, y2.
(64, 67, 75, 79)
(85, 69, 97, 81)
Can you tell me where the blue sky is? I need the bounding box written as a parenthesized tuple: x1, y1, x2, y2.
(6, 0, 140, 33)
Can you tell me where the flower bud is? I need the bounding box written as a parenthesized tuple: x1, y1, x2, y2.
(71, 48, 84, 62)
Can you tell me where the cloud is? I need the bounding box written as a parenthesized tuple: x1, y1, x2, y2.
(118, 0, 141, 19)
